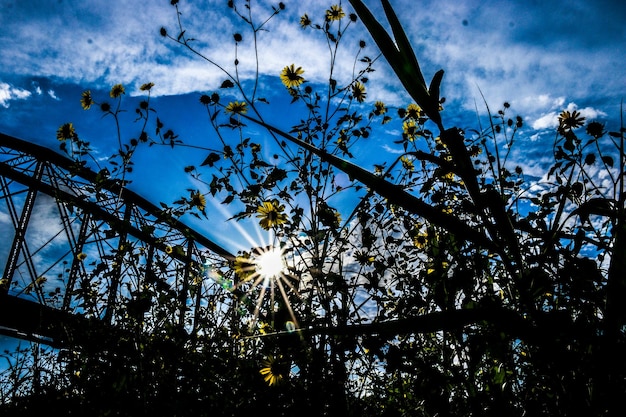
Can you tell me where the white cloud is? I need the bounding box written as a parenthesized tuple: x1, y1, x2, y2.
(48, 90, 59, 100)
(380, 144, 404, 155)
(0, 82, 31, 108)
(531, 102, 607, 130)
(532, 112, 558, 130)
(0, 0, 623, 119)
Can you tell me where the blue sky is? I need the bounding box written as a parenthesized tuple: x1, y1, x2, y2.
(1, 0, 625, 252)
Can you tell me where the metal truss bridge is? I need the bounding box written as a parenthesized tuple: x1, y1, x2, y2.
(0, 132, 241, 347)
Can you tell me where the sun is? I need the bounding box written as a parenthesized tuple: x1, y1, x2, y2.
(255, 247, 286, 280)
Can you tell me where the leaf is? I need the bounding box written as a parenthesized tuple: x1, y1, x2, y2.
(349, 0, 442, 128)
(380, 0, 427, 87)
(242, 112, 498, 251)
(572, 197, 615, 222)
(201, 152, 220, 167)
(428, 69, 445, 105)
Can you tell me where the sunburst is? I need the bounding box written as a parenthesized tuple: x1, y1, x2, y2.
(234, 245, 301, 333)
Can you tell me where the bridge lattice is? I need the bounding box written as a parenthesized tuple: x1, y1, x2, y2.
(0, 132, 243, 347)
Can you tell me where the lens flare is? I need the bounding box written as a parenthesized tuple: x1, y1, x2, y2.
(255, 247, 286, 279)
(231, 245, 301, 333)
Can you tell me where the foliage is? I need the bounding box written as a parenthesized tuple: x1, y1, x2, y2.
(2, 0, 625, 416)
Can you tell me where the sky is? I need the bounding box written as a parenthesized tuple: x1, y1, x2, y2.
(1, 0, 625, 252)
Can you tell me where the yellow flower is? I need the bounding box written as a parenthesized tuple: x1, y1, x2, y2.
(80, 90, 93, 110)
(400, 155, 414, 171)
(77, 252, 88, 261)
(256, 200, 288, 230)
(300, 13, 311, 28)
(259, 355, 288, 386)
(165, 245, 173, 254)
(413, 232, 428, 249)
(190, 190, 206, 211)
(406, 103, 424, 120)
(403, 119, 418, 141)
(233, 254, 256, 281)
(225, 101, 248, 115)
(374, 101, 386, 115)
(110, 84, 125, 98)
(326, 4, 345, 21)
(140, 82, 154, 91)
(558, 109, 585, 130)
(56, 123, 77, 141)
(441, 171, 456, 182)
(280, 64, 305, 88)
(259, 322, 271, 335)
(351, 81, 366, 103)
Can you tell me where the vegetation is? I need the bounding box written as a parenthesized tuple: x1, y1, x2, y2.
(2, 0, 625, 415)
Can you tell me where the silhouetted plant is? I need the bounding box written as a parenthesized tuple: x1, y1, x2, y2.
(2, 1, 624, 416)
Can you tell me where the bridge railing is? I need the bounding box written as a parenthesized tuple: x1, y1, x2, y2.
(0, 132, 243, 346)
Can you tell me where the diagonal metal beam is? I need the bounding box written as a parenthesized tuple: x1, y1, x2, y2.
(1, 161, 43, 296)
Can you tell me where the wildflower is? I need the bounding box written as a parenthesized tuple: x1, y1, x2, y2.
(259, 355, 289, 386)
(413, 230, 429, 249)
(225, 101, 248, 115)
(355, 251, 375, 265)
(300, 13, 311, 28)
(558, 109, 585, 131)
(351, 81, 366, 103)
(190, 190, 206, 211)
(406, 103, 424, 120)
(233, 254, 255, 281)
(259, 322, 271, 335)
(402, 119, 418, 141)
(326, 5, 345, 21)
(280, 64, 305, 88)
(318, 202, 341, 229)
(57, 123, 77, 141)
(165, 245, 173, 254)
(140, 82, 154, 91)
(110, 84, 125, 98)
(586, 121, 605, 138)
(257, 200, 288, 230)
(80, 90, 93, 110)
(469, 145, 482, 157)
(374, 101, 386, 115)
(77, 252, 88, 261)
(400, 155, 414, 171)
